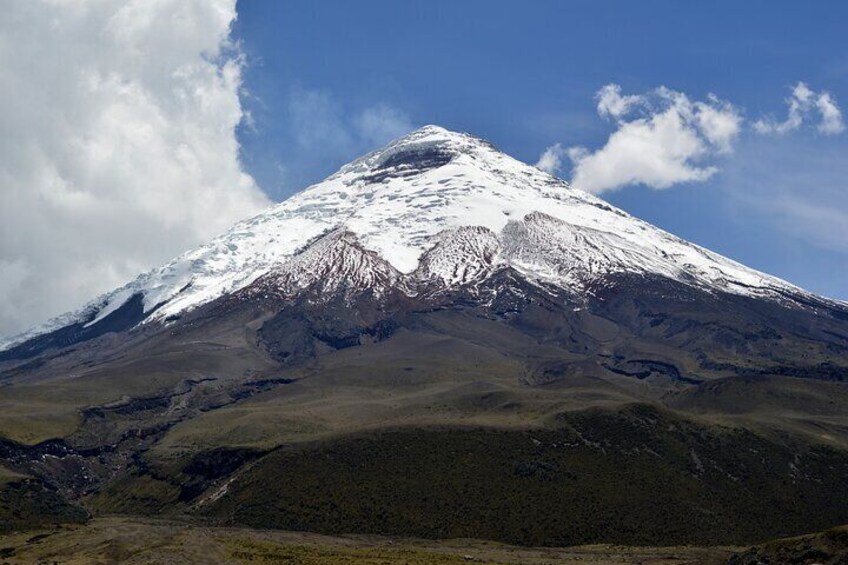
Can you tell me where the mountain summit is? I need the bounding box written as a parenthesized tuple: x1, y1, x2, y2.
(1, 126, 838, 356)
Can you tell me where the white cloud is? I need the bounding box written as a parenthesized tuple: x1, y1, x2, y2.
(542, 84, 742, 193)
(289, 87, 414, 163)
(534, 143, 567, 175)
(596, 84, 644, 120)
(771, 196, 848, 251)
(694, 95, 743, 153)
(721, 137, 848, 256)
(754, 82, 845, 136)
(355, 104, 416, 147)
(816, 92, 845, 135)
(0, 0, 269, 337)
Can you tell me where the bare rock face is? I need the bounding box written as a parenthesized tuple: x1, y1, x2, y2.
(249, 229, 401, 300)
(412, 226, 501, 288)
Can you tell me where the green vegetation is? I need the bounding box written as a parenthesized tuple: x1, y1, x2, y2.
(202, 405, 848, 547)
(223, 537, 505, 564)
(729, 525, 848, 565)
(0, 516, 736, 564)
(0, 478, 87, 533)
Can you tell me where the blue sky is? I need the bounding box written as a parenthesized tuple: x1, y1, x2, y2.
(232, 0, 848, 300)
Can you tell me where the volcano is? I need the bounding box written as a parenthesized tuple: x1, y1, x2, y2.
(2, 126, 848, 546)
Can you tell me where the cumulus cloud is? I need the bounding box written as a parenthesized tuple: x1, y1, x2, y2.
(754, 82, 845, 135)
(0, 0, 269, 337)
(694, 95, 744, 152)
(596, 84, 643, 119)
(534, 143, 568, 175)
(539, 84, 743, 193)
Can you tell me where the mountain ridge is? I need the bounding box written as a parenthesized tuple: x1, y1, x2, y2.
(2, 125, 842, 356)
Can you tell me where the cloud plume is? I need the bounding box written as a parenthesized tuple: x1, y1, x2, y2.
(0, 0, 269, 337)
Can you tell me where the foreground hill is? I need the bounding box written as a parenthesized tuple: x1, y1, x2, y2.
(2, 516, 846, 564)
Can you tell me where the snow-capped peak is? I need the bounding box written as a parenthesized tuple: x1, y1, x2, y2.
(249, 228, 400, 298)
(0, 126, 832, 351)
(413, 226, 501, 287)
